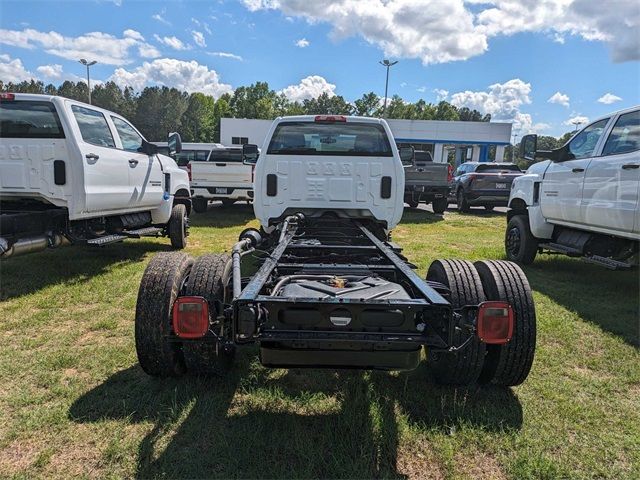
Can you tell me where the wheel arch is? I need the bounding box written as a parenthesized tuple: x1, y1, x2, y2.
(173, 188, 192, 215)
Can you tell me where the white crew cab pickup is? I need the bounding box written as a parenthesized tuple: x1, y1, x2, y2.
(0, 93, 191, 258)
(506, 105, 640, 269)
(189, 145, 254, 213)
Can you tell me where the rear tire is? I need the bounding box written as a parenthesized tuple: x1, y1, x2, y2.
(474, 260, 536, 386)
(456, 190, 470, 213)
(135, 252, 193, 376)
(407, 200, 419, 209)
(432, 197, 448, 214)
(183, 253, 234, 375)
(192, 198, 208, 214)
(505, 214, 538, 264)
(169, 204, 188, 249)
(426, 259, 486, 385)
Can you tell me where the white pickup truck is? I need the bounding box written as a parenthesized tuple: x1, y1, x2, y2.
(0, 93, 191, 258)
(189, 146, 254, 212)
(506, 105, 640, 269)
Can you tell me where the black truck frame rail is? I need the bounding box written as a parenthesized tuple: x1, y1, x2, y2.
(222, 214, 477, 367)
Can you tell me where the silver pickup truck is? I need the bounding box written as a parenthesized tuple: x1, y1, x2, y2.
(404, 150, 451, 214)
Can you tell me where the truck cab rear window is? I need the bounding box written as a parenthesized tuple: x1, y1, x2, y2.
(267, 122, 393, 157)
(476, 164, 521, 173)
(0, 101, 65, 138)
(210, 149, 242, 163)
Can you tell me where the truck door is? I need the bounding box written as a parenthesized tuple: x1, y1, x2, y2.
(582, 110, 640, 235)
(110, 116, 164, 209)
(540, 118, 610, 226)
(69, 104, 130, 213)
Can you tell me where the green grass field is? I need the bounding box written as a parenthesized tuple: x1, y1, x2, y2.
(0, 205, 638, 479)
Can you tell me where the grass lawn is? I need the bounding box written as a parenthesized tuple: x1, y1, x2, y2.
(0, 204, 638, 479)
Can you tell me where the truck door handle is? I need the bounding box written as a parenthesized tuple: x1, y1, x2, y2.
(128, 159, 139, 166)
(215, 163, 227, 166)
(622, 164, 639, 170)
(572, 168, 585, 173)
(85, 153, 99, 160)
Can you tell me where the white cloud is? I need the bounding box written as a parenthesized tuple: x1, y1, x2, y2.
(154, 35, 190, 51)
(243, 0, 487, 64)
(450, 78, 544, 132)
(191, 31, 206, 48)
(416, 86, 426, 93)
(110, 58, 232, 98)
(597, 92, 622, 104)
(191, 18, 212, 35)
(138, 43, 161, 59)
(0, 55, 36, 83)
(152, 10, 171, 26)
(243, 0, 639, 64)
(36, 64, 63, 79)
(434, 88, 448, 101)
(207, 51, 244, 61)
(0, 28, 153, 65)
(295, 38, 310, 48)
(279, 75, 337, 102)
(547, 91, 570, 107)
(564, 114, 589, 127)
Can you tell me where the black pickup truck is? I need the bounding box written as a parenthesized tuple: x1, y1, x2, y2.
(450, 162, 523, 212)
(404, 151, 451, 214)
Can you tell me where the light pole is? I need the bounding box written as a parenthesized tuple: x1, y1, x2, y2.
(79, 59, 97, 104)
(571, 119, 583, 132)
(512, 133, 519, 162)
(379, 59, 398, 117)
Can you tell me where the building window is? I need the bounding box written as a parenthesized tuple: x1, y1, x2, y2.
(231, 136, 249, 145)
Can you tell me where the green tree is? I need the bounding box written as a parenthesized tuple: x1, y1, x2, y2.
(302, 93, 353, 115)
(56, 81, 89, 102)
(91, 81, 137, 118)
(384, 95, 407, 119)
(353, 92, 380, 117)
(212, 93, 232, 142)
(230, 82, 278, 119)
(434, 101, 460, 121)
(134, 86, 188, 141)
(1, 79, 45, 93)
(182, 92, 216, 142)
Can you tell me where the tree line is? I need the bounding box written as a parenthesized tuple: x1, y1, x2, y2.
(1, 78, 493, 142)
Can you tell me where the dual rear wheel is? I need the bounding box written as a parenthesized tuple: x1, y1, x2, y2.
(135, 252, 232, 376)
(426, 259, 536, 387)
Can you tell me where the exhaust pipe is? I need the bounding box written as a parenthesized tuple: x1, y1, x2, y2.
(0, 233, 67, 259)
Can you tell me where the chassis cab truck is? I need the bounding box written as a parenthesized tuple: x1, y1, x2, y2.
(0, 93, 191, 257)
(135, 115, 536, 386)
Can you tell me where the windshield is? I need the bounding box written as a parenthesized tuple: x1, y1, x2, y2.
(267, 121, 393, 157)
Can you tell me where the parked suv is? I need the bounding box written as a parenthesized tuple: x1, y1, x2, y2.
(450, 162, 522, 212)
(506, 106, 639, 269)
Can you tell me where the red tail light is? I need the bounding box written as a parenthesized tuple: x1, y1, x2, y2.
(0, 93, 15, 101)
(447, 164, 453, 183)
(477, 301, 513, 344)
(186, 163, 192, 181)
(315, 115, 346, 123)
(172, 296, 209, 338)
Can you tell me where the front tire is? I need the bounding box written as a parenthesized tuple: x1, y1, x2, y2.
(135, 253, 193, 376)
(432, 197, 448, 214)
(426, 259, 487, 385)
(192, 198, 208, 214)
(505, 214, 538, 264)
(474, 260, 536, 386)
(169, 204, 188, 249)
(182, 253, 234, 375)
(456, 190, 470, 213)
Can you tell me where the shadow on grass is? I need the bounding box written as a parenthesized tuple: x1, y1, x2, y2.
(525, 258, 640, 347)
(69, 353, 522, 479)
(401, 209, 445, 225)
(0, 241, 170, 301)
(190, 203, 256, 229)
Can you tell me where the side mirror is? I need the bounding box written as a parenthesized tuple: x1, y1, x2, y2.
(140, 139, 158, 155)
(242, 143, 259, 165)
(520, 134, 537, 162)
(398, 146, 414, 166)
(168, 132, 182, 155)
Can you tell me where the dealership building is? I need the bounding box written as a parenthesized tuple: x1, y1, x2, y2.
(220, 117, 513, 164)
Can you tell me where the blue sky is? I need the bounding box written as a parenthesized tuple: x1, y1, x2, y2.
(1, 0, 638, 137)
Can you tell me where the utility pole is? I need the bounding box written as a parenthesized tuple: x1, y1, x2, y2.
(379, 59, 398, 117)
(512, 133, 519, 162)
(79, 59, 97, 104)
